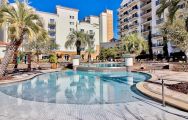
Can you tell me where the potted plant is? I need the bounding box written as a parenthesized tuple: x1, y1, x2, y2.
(49, 54, 58, 69)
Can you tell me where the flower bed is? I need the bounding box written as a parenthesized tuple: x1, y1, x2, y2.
(169, 63, 188, 72)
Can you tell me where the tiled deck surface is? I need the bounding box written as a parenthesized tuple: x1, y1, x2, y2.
(0, 69, 187, 120)
(136, 70, 188, 112)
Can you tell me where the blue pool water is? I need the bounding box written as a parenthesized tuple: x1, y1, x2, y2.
(0, 70, 151, 104)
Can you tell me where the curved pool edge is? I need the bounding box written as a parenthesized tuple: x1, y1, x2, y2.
(77, 66, 128, 72)
(0, 69, 61, 85)
(136, 72, 188, 112)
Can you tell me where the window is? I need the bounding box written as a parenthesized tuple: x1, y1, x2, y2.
(80, 29, 84, 32)
(70, 28, 74, 32)
(70, 22, 74, 25)
(89, 30, 94, 34)
(50, 19, 55, 23)
(70, 16, 74, 19)
(49, 33, 55, 36)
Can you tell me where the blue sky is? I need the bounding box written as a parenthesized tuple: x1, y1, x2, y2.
(10, 0, 122, 38)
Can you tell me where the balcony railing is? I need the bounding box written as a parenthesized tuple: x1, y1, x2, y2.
(141, 10, 152, 17)
(152, 33, 162, 37)
(48, 22, 56, 26)
(129, 23, 139, 28)
(152, 43, 163, 47)
(142, 18, 152, 24)
(129, 15, 139, 21)
(141, 29, 150, 32)
(140, 0, 151, 8)
(48, 29, 56, 33)
(129, 8, 138, 14)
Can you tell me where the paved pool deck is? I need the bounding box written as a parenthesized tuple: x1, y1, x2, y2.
(137, 70, 188, 111)
(0, 69, 187, 120)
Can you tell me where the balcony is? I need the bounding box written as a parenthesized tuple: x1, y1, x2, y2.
(141, 28, 150, 34)
(152, 43, 163, 47)
(142, 18, 152, 25)
(129, 8, 138, 15)
(48, 22, 56, 27)
(140, 1, 151, 9)
(129, 14, 139, 21)
(48, 29, 56, 33)
(156, 18, 164, 24)
(152, 33, 162, 38)
(128, 0, 139, 7)
(141, 9, 152, 17)
(129, 23, 139, 29)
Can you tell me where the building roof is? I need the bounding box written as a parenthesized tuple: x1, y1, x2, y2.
(56, 5, 79, 12)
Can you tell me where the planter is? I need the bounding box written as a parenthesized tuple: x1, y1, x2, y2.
(72, 55, 81, 70)
(51, 63, 58, 69)
(122, 54, 135, 67)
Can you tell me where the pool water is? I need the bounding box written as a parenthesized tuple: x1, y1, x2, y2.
(0, 70, 151, 104)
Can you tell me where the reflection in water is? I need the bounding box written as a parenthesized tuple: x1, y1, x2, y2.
(0, 71, 150, 104)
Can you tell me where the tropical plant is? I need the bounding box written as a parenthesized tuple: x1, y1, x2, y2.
(121, 34, 148, 55)
(157, 0, 188, 59)
(49, 54, 58, 63)
(157, 0, 182, 23)
(1, 0, 8, 5)
(86, 47, 95, 62)
(98, 47, 119, 61)
(25, 31, 59, 62)
(65, 31, 91, 55)
(162, 18, 188, 62)
(0, 1, 44, 77)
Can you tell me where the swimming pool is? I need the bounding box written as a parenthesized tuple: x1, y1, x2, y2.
(0, 70, 151, 104)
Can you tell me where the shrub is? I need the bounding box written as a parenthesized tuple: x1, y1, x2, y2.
(49, 54, 58, 63)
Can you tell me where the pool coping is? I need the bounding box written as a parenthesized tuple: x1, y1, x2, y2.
(136, 72, 188, 112)
(0, 69, 61, 85)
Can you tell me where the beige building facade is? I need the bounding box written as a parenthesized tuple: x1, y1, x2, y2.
(0, 1, 114, 60)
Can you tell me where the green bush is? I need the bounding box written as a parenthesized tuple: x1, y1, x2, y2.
(49, 54, 58, 63)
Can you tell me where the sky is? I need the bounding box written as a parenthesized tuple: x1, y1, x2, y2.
(10, 0, 122, 39)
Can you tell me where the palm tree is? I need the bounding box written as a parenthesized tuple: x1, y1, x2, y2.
(121, 34, 148, 55)
(0, 1, 44, 77)
(157, 0, 188, 59)
(163, 18, 188, 62)
(1, 0, 8, 5)
(65, 31, 90, 55)
(86, 47, 95, 62)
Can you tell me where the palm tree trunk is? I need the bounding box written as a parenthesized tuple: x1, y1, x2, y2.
(0, 30, 24, 77)
(88, 53, 91, 63)
(0, 40, 22, 77)
(185, 17, 188, 32)
(13, 52, 18, 70)
(163, 36, 169, 59)
(36, 52, 40, 63)
(148, 30, 153, 60)
(77, 47, 81, 55)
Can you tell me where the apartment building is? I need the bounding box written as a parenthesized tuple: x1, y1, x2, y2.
(118, 0, 186, 55)
(99, 10, 114, 43)
(0, 1, 114, 60)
